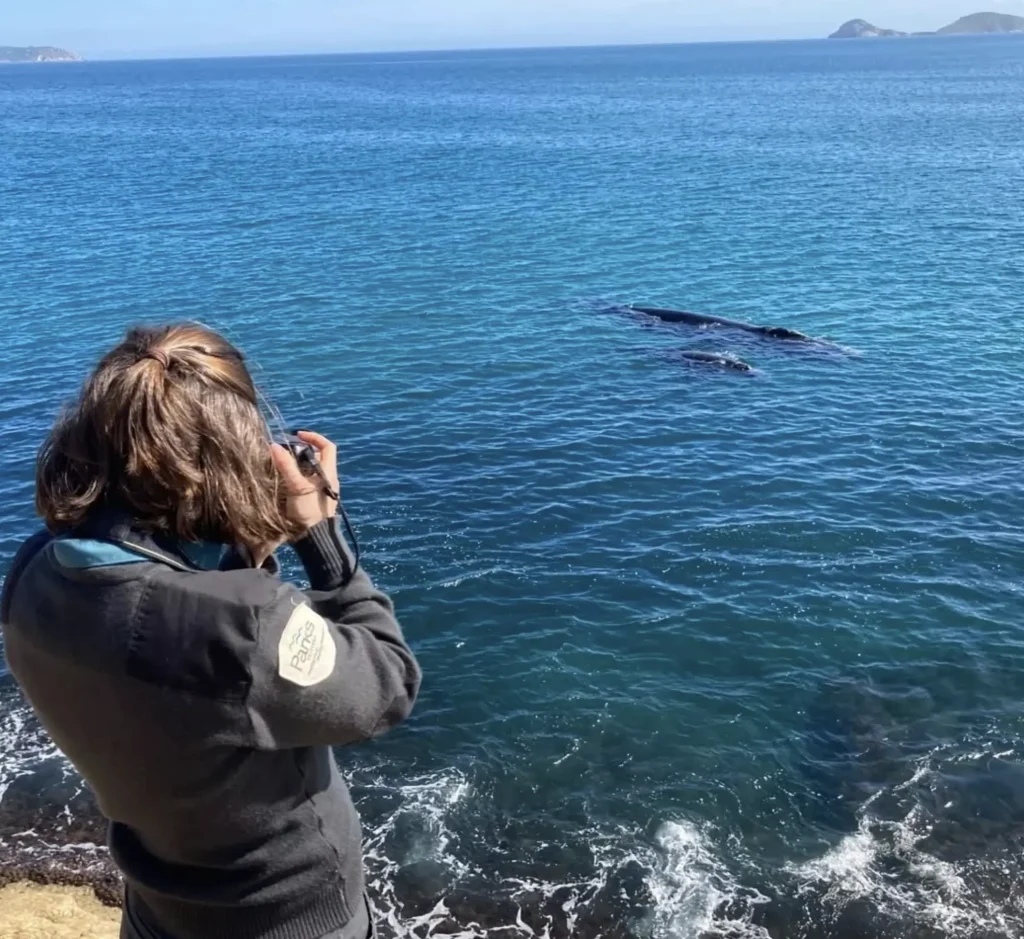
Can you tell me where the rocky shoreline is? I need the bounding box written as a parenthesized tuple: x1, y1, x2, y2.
(0, 718, 122, 907)
(0, 841, 122, 908)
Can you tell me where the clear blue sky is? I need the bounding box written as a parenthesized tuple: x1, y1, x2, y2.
(7, 0, 1024, 59)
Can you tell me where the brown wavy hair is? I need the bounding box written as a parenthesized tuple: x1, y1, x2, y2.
(37, 324, 297, 549)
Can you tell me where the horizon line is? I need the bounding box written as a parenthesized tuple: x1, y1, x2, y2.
(16, 31, 1010, 64)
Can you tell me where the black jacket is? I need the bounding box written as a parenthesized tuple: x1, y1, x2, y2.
(0, 512, 421, 939)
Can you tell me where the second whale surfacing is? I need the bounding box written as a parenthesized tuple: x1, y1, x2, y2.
(677, 350, 756, 373)
(628, 305, 813, 342)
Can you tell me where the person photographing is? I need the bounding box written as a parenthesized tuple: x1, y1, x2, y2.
(0, 324, 420, 939)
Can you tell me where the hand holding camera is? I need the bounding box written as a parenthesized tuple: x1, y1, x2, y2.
(270, 431, 340, 533)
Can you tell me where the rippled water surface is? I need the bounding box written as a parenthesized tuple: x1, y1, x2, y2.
(2, 38, 1024, 938)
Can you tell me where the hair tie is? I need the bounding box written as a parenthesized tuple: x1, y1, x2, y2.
(143, 349, 170, 368)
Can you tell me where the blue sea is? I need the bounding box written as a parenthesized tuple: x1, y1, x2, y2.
(2, 36, 1024, 938)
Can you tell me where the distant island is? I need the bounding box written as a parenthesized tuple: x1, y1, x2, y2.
(0, 46, 81, 63)
(830, 11, 1024, 39)
(830, 20, 909, 39)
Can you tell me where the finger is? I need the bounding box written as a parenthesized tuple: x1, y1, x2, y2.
(295, 430, 336, 460)
(296, 431, 338, 480)
(270, 444, 317, 494)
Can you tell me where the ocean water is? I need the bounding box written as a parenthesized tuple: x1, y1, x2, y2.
(2, 36, 1024, 938)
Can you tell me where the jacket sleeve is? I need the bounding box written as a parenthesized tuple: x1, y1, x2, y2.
(245, 519, 421, 750)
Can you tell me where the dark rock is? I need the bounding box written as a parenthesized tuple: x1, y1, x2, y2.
(0, 855, 122, 907)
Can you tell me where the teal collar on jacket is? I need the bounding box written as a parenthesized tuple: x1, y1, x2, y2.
(53, 538, 229, 572)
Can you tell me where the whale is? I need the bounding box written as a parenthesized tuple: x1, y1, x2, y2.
(628, 305, 812, 342)
(678, 350, 755, 372)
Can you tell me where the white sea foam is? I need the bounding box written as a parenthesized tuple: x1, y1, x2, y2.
(357, 762, 1022, 939)
(4, 707, 1020, 939)
(498, 819, 771, 939)
(0, 702, 60, 802)
(643, 822, 771, 939)
(0, 698, 111, 870)
(793, 814, 981, 932)
(790, 758, 1023, 938)
(359, 768, 476, 937)
(647, 821, 733, 938)
(357, 773, 770, 939)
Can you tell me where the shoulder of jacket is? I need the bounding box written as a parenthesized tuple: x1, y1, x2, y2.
(148, 564, 287, 610)
(128, 567, 293, 700)
(1, 530, 54, 624)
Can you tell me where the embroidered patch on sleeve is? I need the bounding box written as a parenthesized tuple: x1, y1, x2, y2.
(278, 603, 337, 687)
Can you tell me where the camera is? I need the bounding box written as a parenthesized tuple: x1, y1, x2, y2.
(275, 432, 340, 503)
(277, 433, 320, 477)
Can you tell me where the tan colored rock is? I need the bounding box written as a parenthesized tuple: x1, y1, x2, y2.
(0, 883, 119, 939)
